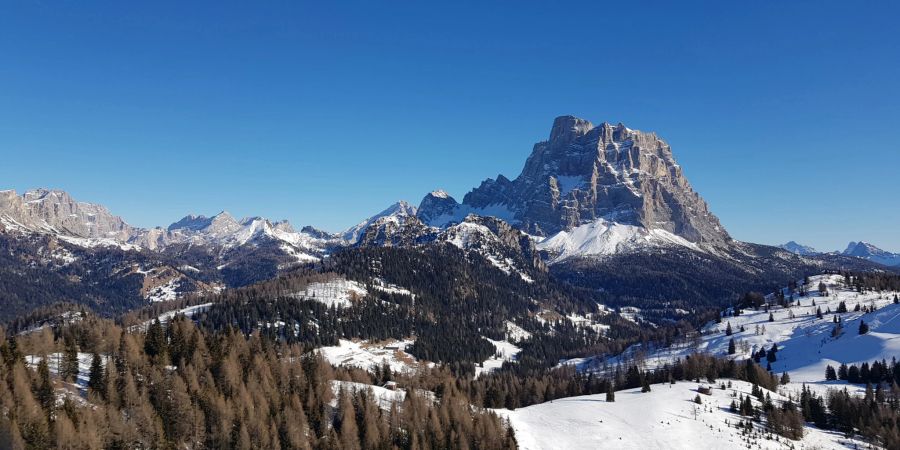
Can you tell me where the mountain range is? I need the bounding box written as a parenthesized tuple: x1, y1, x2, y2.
(778, 240, 900, 267)
(0, 116, 895, 320)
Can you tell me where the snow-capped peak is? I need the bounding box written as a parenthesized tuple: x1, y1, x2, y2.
(342, 200, 418, 244)
(842, 241, 900, 266)
(779, 241, 818, 256)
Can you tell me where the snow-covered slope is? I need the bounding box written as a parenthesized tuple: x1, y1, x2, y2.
(439, 216, 541, 282)
(342, 201, 418, 244)
(779, 241, 818, 256)
(293, 278, 369, 308)
(843, 241, 900, 266)
(564, 274, 900, 393)
(318, 339, 433, 373)
(496, 380, 867, 450)
(536, 218, 701, 262)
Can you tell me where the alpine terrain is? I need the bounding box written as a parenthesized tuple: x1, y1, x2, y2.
(2, 117, 899, 450)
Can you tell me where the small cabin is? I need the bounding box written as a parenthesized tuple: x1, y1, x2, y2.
(697, 385, 712, 395)
(382, 381, 399, 391)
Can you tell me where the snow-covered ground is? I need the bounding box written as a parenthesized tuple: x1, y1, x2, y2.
(370, 278, 416, 298)
(331, 380, 407, 411)
(496, 380, 870, 450)
(145, 277, 182, 302)
(476, 337, 522, 377)
(505, 320, 533, 342)
(318, 339, 433, 373)
(25, 352, 108, 390)
(536, 218, 701, 262)
(293, 278, 368, 308)
(563, 274, 900, 397)
(155, 302, 213, 325)
(58, 235, 142, 252)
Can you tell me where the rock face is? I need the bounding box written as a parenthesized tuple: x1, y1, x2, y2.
(418, 116, 730, 247)
(342, 201, 418, 244)
(416, 190, 461, 227)
(437, 215, 546, 275)
(0, 189, 337, 261)
(0, 189, 137, 240)
(356, 214, 435, 247)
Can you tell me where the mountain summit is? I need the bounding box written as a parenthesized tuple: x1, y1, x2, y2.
(843, 241, 900, 267)
(417, 116, 730, 249)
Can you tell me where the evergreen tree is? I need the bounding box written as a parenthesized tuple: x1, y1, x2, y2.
(825, 365, 837, 381)
(725, 322, 732, 336)
(144, 319, 167, 362)
(727, 338, 736, 355)
(859, 320, 869, 335)
(61, 340, 79, 382)
(35, 358, 54, 412)
(88, 353, 105, 398)
(780, 372, 790, 385)
(605, 384, 615, 402)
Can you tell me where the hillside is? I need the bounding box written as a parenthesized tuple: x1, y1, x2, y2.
(496, 380, 869, 450)
(564, 274, 900, 395)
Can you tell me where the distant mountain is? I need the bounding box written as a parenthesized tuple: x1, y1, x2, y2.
(0, 188, 138, 243)
(0, 188, 339, 309)
(341, 201, 417, 244)
(779, 241, 818, 256)
(843, 241, 900, 267)
(416, 116, 731, 260)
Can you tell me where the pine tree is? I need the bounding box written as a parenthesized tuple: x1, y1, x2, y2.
(641, 377, 651, 393)
(36, 358, 54, 411)
(780, 372, 790, 385)
(725, 322, 732, 336)
(825, 365, 837, 381)
(61, 340, 79, 382)
(728, 338, 736, 355)
(766, 344, 778, 363)
(605, 384, 615, 402)
(88, 353, 105, 398)
(768, 312, 774, 322)
(859, 320, 869, 335)
(144, 319, 167, 363)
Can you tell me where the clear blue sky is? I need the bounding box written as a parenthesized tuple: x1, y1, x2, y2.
(2, 1, 898, 251)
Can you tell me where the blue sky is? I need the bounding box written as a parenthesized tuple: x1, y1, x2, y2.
(1, 1, 898, 251)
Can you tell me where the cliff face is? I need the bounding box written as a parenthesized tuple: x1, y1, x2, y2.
(0, 188, 136, 240)
(419, 116, 729, 246)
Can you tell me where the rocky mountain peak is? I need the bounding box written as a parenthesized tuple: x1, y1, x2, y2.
(445, 116, 731, 247)
(549, 115, 594, 145)
(342, 200, 418, 244)
(0, 188, 135, 240)
(416, 190, 461, 227)
(780, 241, 818, 256)
(841, 241, 900, 267)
